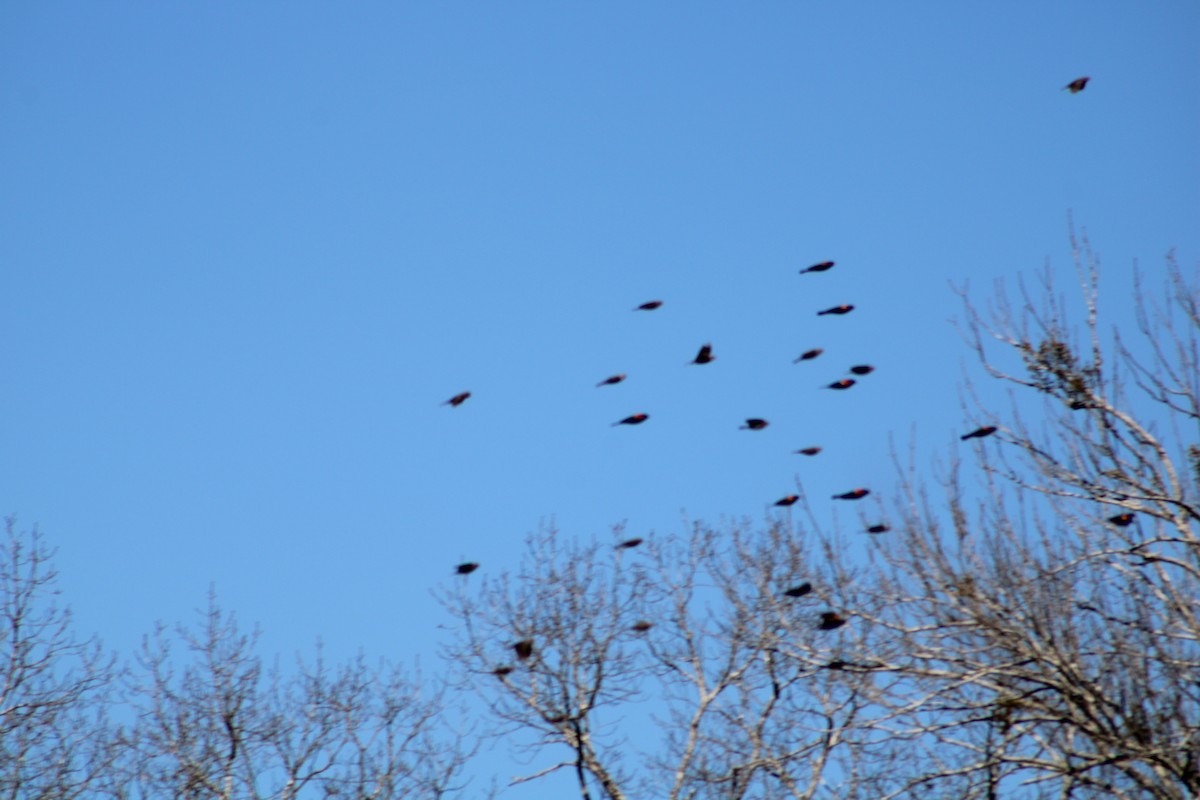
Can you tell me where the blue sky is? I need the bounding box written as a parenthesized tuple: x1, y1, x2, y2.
(2, 1, 1198, 788)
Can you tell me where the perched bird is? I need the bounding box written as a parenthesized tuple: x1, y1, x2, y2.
(832, 488, 870, 500)
(455, 562, 480, 575)
(960, 425, 998, 441)
(794, 348, 824, 363)
(818, 611, 847, 631)
(613, 413, 650, 426)
(692, 343, 715, 364)
(826, 379, 856, 390)
(783, 582, 813, 598)
(865, 524, 890, 534)
(849, 365, 875, 376)
(597, 373, 627, 387)
(635, 300, 663, 311)
(617, 537, 644, 549)
(544, 713, 569, 724)
(741, 418, 769, 430)
(795, 446, 822, 456)
(444, 392, 471, 407)
(801, 261, 835, 274)
(630, 620, 653, 633)
(817, 305, 855, 316)
(492, 665, 515, 677)
(512, 639, 535, 660)
(1108, 513, 1136, 527)
(1064, 77, 1090, 93)
(775, 495, 800, 507)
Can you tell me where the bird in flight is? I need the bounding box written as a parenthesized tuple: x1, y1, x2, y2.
(630, 620, 653, 633)
(597, 373, 627, 387)
(512, 639, 535, 660)
(444, 392, 471, 407)
(826, 379, 856, 390)
(613, 413, 650, 426)
(849, 365, 874, 376)
(635, 300, 663, 311)
(691, 343, 715, 364)
(832, 488, 870, 500)
(617, 537, 644, 549)
(455, 562, 480, 575)
(741, 418, 769, 430)
(1108, 513, 1135, 527)
(960, 425, 998, 441)
(1064, 77, 1090, 93)
(775, 495, 800, 507)
(783, 582, 813, 597)
(801, 261, 835, 274)
(818, 305, 854, 316)
(818, 611, 847, 631)
(795, 446, 822, 456)
(865, 524, 890, 534)
(794, 348, 824, 363)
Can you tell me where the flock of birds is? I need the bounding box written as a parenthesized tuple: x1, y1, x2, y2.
(444, 75, 1097, 666)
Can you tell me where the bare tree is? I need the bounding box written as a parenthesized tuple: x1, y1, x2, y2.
(0, 517, 120, 800)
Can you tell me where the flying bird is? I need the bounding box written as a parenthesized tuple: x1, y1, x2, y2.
(783, 582, 813, 598)
(1064, 77, 1090, 93)
(617, 537, 644, 549)
(849, 365, 875, 375)
(691, 343, 715, 364)
(775, 495, 800, 507)
(795, 446, 822, 456)
(1108, 513, 1135, 527)
(826, 379, 856, 390)
(613, 413, 650, 426)
(635, 300, 663, 311)
(794, 348, 824, 363)
(597, 373, 627, 387)
(801, 261, 835, 274)
(832, 488, 870, 500)
(630, 620, 654, 633)
(455, 562, 480, 575)
(444, 392, 471, 407)
(865, 524, 890, 534)
(960, 425, 998, 441)
(741, 418, 769, 430)
(818, 611, 847, 631)
(818, 305, 855, 316)
(512, 639, 535, 660)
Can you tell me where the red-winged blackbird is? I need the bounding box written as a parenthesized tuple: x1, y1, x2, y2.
(818, 611, 847, 630)
(444, 392, 471, 407)
(492, 665, 515, 677)
(617, 537, 644, 549)
(775, 494, 800, 507)
(826, 379, 856, 390)
(794, 348, 824, 363)
(784, 582, 813, 597)
(801, 261, 835, 274)
(613, 413, 649, 426)
(818, 305, 854, 316)
(795, 446, 822, 456)
(741, 418, 769, 430)
(512, 639, 535, 660)
(1064, 77, 1089, 93)
(630, 620, 653, 633)
(544, 713, 569, 724)
(849, 365, 874, 376)
(1108, 513, 1135, 527)
(635, 300, 663, 311)
(455, 562, 480, 575)
(865, 524, 890, 534)
(692, 343, 715, 364)
(960, 425, 998, 441)
(833, 488, 870, 500)
(597, 373, 627, 387)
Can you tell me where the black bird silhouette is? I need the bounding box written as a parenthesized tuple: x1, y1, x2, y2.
(1108, 513, 1135, 527)
(795, 446, 822, 456)
(849, 365, 874, 375)
(630, 620, 654, 633)
(960, 425, 998, 440)
(512, 639, 535, 660)
(865, 524, 890, 534)
(818, 305, 854, 316)
(635, 300, 663, 311)
(784, 582, 813, 598)
(794, 348, 824, 363)
(832, 488, 870, 500)
(1064, 77, 1090, 93)
(801, 261, 835, 274)
(492, 665, 515, 677)
(741, 418, 769, 430)
(597, 373, 627, 387)
(819, 611, 847, 630)
(692, 343, 715, 364)
(775, 494, 800, 507)
(617, 537, 644, 549)
(455, 562, 480, 575)
(444, 392, 471, 407)
(826, 379, 856, 390)
(613, 413, 649, 426)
